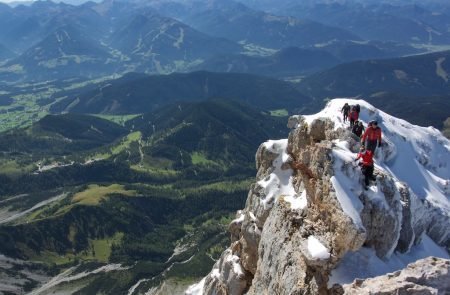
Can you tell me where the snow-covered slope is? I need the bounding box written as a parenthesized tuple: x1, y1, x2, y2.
(189, 98, 450, 295)
(304, 98, 450, 217)
(305, 99, 450, 285)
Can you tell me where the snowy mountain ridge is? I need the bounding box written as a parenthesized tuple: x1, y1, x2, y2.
(305, 99, 450, 286)
(187, 98, 450, 295)
(304, 98, 450, 217)
(305, 99, 450, 247)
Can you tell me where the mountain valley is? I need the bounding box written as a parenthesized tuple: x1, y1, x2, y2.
(0, 0, 449, 294)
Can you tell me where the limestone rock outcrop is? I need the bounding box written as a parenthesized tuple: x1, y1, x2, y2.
(190, 99, 450, 295)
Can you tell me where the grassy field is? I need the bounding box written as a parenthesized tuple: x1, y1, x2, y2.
(0, 77, 115, 133)
(269, 109, 289, 117)
(183, 179, 252, 194)
(0, 84, 60, 132)
(72, 184, 137, 206)
(87, 131, 142, 161)
(30, 232, 124, 264)
(94, 114, 141, 126)
(25, 184, 137, 221)
(191, 152, 219, 166)
(90, 232, 124, 262)
(131, 164, 180, 177)
(0, 159, 36, 176)
(111, 131, 141, 155)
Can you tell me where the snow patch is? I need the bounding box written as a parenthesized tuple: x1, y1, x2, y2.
(232, 211, 245, 224)
(226, 255, 244, 277)
(284, 190, 307, 210)
(211, 268, 220, 279)
(307, 236, 331, 260)
(331, 175, 364, 230)
(185, 278, 205, 295)
(329, 235, 450, 286)
(258, 139, 297, 209)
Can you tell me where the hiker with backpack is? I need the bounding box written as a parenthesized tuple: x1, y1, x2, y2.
(341, 103, 350, 123)
(349, 106, 359, 128)
(354, 104, 360, 114)
(352, 120, 365, 138)
(361, 120, 382, 153)
(354, 145, 376, 190)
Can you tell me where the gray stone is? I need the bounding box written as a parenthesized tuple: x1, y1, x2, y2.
(342, 257, 450, 295)
(359, 174, 403, 258)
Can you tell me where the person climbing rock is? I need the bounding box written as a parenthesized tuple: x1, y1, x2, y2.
(349, 106, 359, 128)
(352, 120, 365, 138)
(361, 120, 382, 153)
(354, 146, 376, 190)
(341, 103, 350, 123)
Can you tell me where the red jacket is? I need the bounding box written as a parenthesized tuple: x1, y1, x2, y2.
(349, 110, 359, 120)
(356, 150, 374, 166)
(361, 126, 382, 142)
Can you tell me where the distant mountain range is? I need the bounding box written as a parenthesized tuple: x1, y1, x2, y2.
(278, 1, 450, 45)
(0, 1, 108, 53)
(296, 50, 450, 129)
(0, 0, 445, 82)
(2, 0, 103, 5)
(179, 0, 361, 49)
(195, 47, 340, 77)
(195, 42, 422, 78)
(0, 43, 14, 61)
(298, 50, 450, 99)
(108, 12, 241, 73)
(51, 71, 311, 114)
(0, 1, 449, 294)
(0, 1, 243, 81)
(1, 25, 119, 81)
(365, 93, 450, 129)
(315, 40, 422, 62)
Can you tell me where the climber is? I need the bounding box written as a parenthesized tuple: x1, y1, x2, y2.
(341, 103, 350, 123)
(361, 120, 382, 153)
(354, 104, 361, 114)
(348, 106, 359, 128)
(354, 146, 376, 190)
(352, 120, 365, 138)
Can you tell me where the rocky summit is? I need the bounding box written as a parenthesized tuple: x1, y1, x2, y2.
(186, 99, 450, 295)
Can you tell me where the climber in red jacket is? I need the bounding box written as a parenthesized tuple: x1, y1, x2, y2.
(348, 107, 359, 128)
(355, 146, 376, 190)
(361, 120, 382, 153)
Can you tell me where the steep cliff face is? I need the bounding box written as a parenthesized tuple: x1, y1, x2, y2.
(187, 99, 450, 295)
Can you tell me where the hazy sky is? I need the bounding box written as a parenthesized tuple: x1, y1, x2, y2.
(0, 0, 31, 2)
